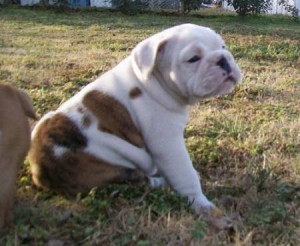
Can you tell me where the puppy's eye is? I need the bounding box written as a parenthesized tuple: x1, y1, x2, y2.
(187, 56, 201, 63)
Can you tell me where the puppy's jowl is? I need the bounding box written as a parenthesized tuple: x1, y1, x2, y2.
(29, 24, 242, 214)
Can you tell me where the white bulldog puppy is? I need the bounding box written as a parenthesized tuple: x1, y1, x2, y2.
(29, 24, 242, 214)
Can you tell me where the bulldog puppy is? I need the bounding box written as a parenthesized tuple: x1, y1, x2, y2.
(29, 24, 242, 215)
(0, 84, 36, 232)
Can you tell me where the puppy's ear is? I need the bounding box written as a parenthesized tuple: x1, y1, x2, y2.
(17, 90, 37, 120)
(132, 35, 168, 81)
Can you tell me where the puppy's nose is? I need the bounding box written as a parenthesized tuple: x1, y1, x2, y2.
(217, 57, 232, 74)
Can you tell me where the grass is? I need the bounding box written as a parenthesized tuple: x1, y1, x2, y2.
(0, 6, 299, 245)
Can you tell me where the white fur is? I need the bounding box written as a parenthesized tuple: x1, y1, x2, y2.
(148, 177, 168, 188)
(32, 24, 242, 213)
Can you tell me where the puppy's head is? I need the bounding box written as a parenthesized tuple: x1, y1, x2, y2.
(132, 24, 242, 104)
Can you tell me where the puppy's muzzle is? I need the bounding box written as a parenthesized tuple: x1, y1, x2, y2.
(217, 56, 239, 84)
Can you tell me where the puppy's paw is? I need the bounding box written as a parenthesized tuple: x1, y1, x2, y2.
(189, 198, 234, 230)
(211, 206, 226, 218)
(206, 216, 234, 230)
(198, 205, 235, 231)
(189, 196, 215, 214)
(197, 204, 224, 218)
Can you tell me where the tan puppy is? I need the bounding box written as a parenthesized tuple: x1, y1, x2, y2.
(0, 84, 36, 232)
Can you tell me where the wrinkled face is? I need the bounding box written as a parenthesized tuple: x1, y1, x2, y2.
(155, 25, 242, 104)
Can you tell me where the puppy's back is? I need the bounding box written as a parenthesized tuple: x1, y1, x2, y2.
(0, 84, 36, 120)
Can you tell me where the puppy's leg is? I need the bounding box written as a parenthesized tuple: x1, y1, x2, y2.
(148, 136, 215, 214)
(30, 149, 146, 196)
(30, 113, 148, 196)
(0, 157, 18, 232)
(87, 133, 156, 176)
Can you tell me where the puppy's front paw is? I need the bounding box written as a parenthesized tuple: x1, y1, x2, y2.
(206, 216, 234, 230)
(198, 204, 224, 218)
(189, 195, 215, 213)
(210, 207, 225, 218)
(196, 205, 234, 230)
(191, 200, 234, 231)
(198, 203, 234, 230)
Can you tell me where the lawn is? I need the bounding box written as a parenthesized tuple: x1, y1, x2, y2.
(0, 6, 299, 245)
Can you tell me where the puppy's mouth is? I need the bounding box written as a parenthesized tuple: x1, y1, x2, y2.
(224, 74, 238, 85)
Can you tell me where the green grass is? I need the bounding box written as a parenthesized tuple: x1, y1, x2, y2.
(1, 6, 299, 245)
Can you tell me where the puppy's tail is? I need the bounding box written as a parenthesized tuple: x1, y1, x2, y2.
(16, 89, 37, 120)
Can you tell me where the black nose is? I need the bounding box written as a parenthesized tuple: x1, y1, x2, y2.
(217, 57, 232, 74)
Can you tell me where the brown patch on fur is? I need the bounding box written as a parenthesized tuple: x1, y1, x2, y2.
(29, 113, 145, 196)
(60, 151, 145, 195)
(129, 87, 142, 99)
(82, 115, 91, 128)
(83, 90, 144, 148)
(0, 84, 36, 232)
(44, 114, 87, 150)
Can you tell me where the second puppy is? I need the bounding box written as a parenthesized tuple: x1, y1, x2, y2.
(0, 84, 36, 232)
